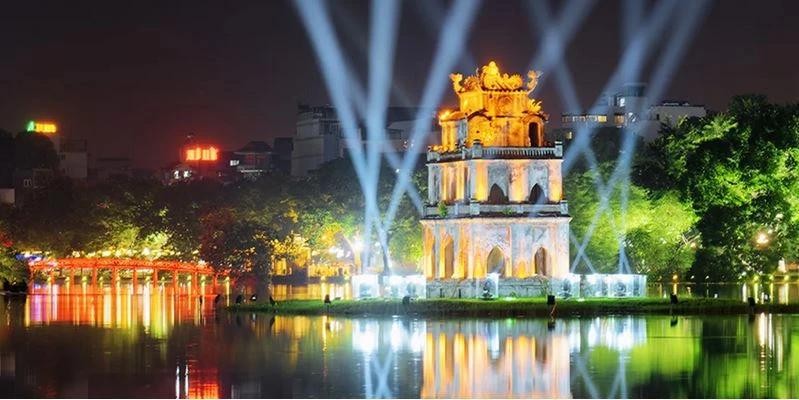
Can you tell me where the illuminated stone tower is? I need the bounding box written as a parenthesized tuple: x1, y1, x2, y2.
(422, 61, 570, 297)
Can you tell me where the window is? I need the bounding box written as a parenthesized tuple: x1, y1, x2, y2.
(387, 129, 402, 139)
(327, 123, 341, 136)
(528, 122, 541, 146)
(487, 184, 508, 204)
(598, 115, 608, 123)
(23, 179, 32, 188)
(614, 114, 625, 125)
(619, 97, 626, 107)
(230, 160, 240, 167)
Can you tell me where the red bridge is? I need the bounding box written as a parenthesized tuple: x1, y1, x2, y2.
(29, 258, 227, 292)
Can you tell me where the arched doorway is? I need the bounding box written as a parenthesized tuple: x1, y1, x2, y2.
(529, 183, 545, 204)
(534, 247, 548, 276)
(487, 184, 508, 204)
(441, 235, 454, 278)
(487, 246, 505, 275)
(528, 122, 540, 146)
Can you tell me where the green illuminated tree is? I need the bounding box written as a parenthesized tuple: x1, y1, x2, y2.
(641, 95, 799, 280)
(566, 164, 697, 278)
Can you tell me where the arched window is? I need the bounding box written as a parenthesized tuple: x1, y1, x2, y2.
(441, 235, 454, 279)
(487, 184, 508, 204)
(528, 122, 541, 146)
(487, 247, 505, 275)
(529, 184, 545, 204)
(535, 247, 548, 276)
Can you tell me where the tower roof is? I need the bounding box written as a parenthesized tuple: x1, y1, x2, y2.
(450, 61, 541, 94)
(434, 61, 550, 151)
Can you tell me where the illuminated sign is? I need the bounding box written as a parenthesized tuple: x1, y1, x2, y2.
(185, 146, 219, 162)
(26, 120, 57, 134)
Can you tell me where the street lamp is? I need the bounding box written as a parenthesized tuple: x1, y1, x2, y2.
(756, 232, 769, 246)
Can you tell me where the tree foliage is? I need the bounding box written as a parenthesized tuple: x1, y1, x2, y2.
(567, 165, 697, 279)
(640, 95, 799, 280)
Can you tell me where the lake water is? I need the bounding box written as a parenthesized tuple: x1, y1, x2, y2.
(1, 288, 799, 398)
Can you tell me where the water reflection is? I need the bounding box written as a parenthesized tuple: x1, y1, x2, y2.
(1, 293, 799, 398)
(271, 283, 349, 300)
(273, 282, 799, 304)
(25, 285, 213, 337)
(650, 281, 799, 304)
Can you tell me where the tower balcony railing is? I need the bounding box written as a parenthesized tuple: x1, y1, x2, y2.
(423, 200, 569, 218)
(427, 141, 563, 162)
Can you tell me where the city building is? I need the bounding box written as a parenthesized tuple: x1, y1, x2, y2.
(291, 105, 437, 177)
(161, 137, 293, 184)
(160, 139, 225, 184)
(12, 168, 54, 206)
(25, 120, 90, 181)
(59, 139, 88, 180)
(422, 61, 570, 298)
(560, 83, 707, 141)
(271, 137, 293, 175)
(1, 120, 88, 205)
(232, 140, 272, 179)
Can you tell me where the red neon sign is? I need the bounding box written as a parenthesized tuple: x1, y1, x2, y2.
(185, 146, 219, 162)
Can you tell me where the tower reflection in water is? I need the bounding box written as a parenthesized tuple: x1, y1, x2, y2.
(344, 317, 649, 398)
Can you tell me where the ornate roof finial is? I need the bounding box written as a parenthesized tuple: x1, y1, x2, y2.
(527, 70, 542, 93)
(478, 61, 523, 90)
(450, 73, 463, 93)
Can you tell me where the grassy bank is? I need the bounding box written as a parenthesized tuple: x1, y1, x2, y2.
(228, 297, 799, 318)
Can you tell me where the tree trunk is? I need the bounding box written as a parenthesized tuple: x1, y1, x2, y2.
(379, 232, 392, 277)
(255, 268, 271, 302)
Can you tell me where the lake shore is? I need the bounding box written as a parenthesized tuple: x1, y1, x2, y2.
(228, 297, 799, 318)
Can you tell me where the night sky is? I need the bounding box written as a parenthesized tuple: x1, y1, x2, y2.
(1, 0, 797, 168)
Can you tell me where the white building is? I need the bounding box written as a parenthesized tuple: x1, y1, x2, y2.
(291, 105, 437, 176)
(59, 139, 88, 180)
(422, 61, 571, 298)
(561, 83, 707, 141)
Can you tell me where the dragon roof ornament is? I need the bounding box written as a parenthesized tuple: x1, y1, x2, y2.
(450, 61, 542, 94)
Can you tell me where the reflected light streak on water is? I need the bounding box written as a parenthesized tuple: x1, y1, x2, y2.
(1, 290, 799, 398)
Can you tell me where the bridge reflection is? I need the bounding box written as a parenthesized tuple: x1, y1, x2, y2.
(24, 287, 218, 337)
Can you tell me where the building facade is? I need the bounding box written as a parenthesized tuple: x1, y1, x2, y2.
(422, 62, 571, 298)
(232, 141, 272, 179)
(291, 105, 436, 177)
(560, 83, 707, 141)
(59, 139, 88, 180)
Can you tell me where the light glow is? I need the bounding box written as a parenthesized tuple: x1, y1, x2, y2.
(185, 146, 219, 162)
(26, 120, 57, 134)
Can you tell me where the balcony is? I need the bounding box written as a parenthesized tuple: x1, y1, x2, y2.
(423, 201, 569, 218)
(427, 141, 563, 162)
